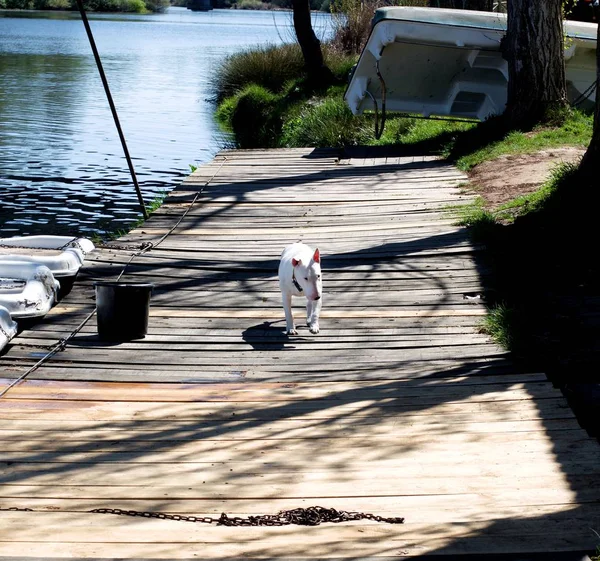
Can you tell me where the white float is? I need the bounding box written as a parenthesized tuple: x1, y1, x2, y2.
(0, 304, 18, 352)
(0, 261, 60, 319)
(0, 235, 95, 278)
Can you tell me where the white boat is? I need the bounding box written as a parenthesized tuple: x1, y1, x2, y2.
(0, 304, 18, 353)
(345, 7, 598, 121)
(0, 261, 60, 319)
(0, 235, 95, 279)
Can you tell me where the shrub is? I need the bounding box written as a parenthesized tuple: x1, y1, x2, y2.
(237, 0, 267, 8)
(321, 44, 358, 82)
(281, 97, 372, 147)
(46, 0, 71, 7)
(329, 0, 428, 54)
(123, 0, 146, 11)
(212, 43, 306, 102)
(6, 0, 34, 7)
(215, 95, 240, 129)
(230, 84, 283, 148)
(144, 0, 169, 11)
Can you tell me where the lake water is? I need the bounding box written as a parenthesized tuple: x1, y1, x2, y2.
(0, 8, 333, 237)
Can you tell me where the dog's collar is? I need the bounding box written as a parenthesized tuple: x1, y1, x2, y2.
(292, 271, 303, 292)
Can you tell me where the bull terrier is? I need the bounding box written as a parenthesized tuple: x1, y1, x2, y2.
(278, 243, 322, 335)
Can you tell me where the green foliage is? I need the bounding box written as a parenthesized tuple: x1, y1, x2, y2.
(5, 0, 34, 8)
(329, 0, 379, 54)
(492, 162, 581, 222)
(455, 110, 592, 171)
(215, 95, 239, 129)
(367, 114, 476, 156)
(46, 0, 71, 7)
(146, 190, 168, 213)
(123, 0, 146, 12)
(143, 0, 169, 11)
(229, 84, 283, 148)
(236, 0, 266, 8)
(329, 0, 428, 54)
(451, 197, 498, 242)
(212, 44, 306, 103)
(321, 45, 358, 82)
(3, 0, 166, 11)
(479, 303, 517, 351)
(281, 97, 372, 147)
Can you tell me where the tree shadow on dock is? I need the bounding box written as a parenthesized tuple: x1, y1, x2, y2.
(2, 147, 599, 557)
(1, 368, 598, 556)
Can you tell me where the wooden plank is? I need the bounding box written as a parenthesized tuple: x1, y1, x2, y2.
(0, 378, 554, 403)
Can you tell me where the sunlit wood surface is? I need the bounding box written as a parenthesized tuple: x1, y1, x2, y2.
(1, 148, 598, 559)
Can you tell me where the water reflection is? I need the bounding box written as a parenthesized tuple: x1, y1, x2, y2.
(0, 8, 332, 236)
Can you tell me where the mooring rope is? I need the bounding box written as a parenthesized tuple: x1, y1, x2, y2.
(0, 157, 228, 399)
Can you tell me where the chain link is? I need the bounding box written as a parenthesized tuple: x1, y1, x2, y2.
(0, 237, 80, 252)
(90, 506, 404, 526)
(95, 241, 154, 253)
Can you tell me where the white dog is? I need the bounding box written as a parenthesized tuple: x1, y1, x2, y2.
(278, 243, 322, 335)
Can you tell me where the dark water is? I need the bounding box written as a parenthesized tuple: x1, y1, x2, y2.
(0, 8, 332, 236)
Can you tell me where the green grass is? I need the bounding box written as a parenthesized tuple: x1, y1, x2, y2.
(490, 161, 581, 223)
(478, 303, 517, 351)
(211, 44, 306, 103)
(281, 96, 372, 148)
(450, 197, 498, 241)
(453, 110, 592, 171)
(229, 84, 284, 148)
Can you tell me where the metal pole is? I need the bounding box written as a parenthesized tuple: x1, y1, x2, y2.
(74, 0, 149, 220)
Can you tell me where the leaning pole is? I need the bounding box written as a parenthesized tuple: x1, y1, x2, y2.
(74, 0, 149, 220)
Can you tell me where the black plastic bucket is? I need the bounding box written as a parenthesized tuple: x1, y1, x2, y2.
(94, 281, 153, 341)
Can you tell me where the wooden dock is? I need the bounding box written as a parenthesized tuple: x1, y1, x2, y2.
(1, 148, 599, 559)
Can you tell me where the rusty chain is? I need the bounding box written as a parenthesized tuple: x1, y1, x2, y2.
(89, 506, 405, 526)
(0, 237, 81, 252)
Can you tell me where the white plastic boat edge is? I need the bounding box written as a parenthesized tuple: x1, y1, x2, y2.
(0, 262, 60, 319)
(0, 304, 18, 352)
(0, 248, 84, 278)
(0, 235, 95, 254)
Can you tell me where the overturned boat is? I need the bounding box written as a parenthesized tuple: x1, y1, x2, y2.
(345, 7, 598, 121)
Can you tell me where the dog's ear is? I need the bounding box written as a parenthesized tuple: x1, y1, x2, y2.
(292, 257, 302, 267)
(312, 248, 320, 264)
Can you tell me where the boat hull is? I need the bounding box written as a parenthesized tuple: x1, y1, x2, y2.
(344, 7, 598, 120)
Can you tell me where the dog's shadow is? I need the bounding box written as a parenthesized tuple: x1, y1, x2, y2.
(242, 321, 310, 350)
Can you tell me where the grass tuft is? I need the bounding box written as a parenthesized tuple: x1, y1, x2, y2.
(479, 303, 517, 351)
(211, 44, 306, 103)
(230, 84, 284, 148)
(282, 97, 372, 148)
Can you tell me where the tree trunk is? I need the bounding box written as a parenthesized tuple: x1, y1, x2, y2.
(291, 0, 331, 84)
(579, 17, 600, 177)
(503, 0, 568, 128)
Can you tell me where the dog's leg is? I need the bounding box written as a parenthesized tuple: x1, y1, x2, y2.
(307, 298, 321, 334)
(282, 291, 297, 335)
